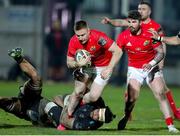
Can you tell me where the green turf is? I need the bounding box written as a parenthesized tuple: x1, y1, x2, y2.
(0, 81, 180, 135)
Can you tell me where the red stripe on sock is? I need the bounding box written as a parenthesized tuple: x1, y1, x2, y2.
(165, 117, 173, 126)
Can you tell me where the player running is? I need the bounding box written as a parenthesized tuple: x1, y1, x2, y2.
(101, 1, 180, 120)
(66, 20, 122, 117)
(116, 10, 179, 133)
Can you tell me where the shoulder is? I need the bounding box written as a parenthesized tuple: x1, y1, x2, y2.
(149, 19, 162, 29)
(118, 29, 130, 39)
(69, 35, 79, 46)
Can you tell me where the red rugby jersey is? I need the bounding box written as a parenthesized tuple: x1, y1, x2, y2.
(67, 29, 114, 66)
(141, 19, 164, 36)
(116, 28, 161, 68)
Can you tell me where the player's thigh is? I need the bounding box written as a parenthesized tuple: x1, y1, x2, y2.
(148, 75, 166, 94)
(89, 81, 106, 100)
(128, 79, 141, 100)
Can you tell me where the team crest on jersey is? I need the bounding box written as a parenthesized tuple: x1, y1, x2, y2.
(90, 45, 96, 51)
(144, 40, 150, 46)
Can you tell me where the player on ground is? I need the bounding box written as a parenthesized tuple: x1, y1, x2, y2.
(116, 10, 179, 133)
(101, 1, 180, 120)
(66, 20, 122, 117)
(0, 47, 115, 130)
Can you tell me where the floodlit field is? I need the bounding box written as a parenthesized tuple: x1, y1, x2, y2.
(0, 81, 180, 135)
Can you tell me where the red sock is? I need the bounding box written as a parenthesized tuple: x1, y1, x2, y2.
(57, 124, 66, 131)
(166, 90, 177, 113)
(165, 117, 173, 126)
(80, 99, 85, 106)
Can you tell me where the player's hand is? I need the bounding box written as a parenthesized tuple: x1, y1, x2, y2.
(101, 17, 111, 24)
(142, 63, 153, 72)
(148, 29, 159, 40)
(100, 67, 113, 80)
(76, 56, 91, 67)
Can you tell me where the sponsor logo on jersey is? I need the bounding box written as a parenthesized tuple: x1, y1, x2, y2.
(98, 37, 107, 46)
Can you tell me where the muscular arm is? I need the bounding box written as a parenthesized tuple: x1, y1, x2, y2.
(108, 42, 123, 69)
(162, 36, 180, 45)
(67, 56, 78, 69)
(143, 44, 164, 72)
(149, 29, 180, 45)
(101, 17, 129, 27)
(100, 42, 123, 79)
(153, 44, 165, 64)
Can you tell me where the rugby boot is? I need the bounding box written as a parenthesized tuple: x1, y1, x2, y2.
(117, 114, 129, 130)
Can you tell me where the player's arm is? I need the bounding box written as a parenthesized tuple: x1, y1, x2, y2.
(101, 42, 123, 79)
(143, 44, 165, 71)
(101, 17, 129, 27)
(108, 42, 123, 69)
(67, 56, 79, 68)
(149, 29, 180, 45)
(161, 36, 180, 45)
(67, 55, 91, 69)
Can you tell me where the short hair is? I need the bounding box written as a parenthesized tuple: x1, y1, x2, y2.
(139, 1, 152, 9)
(128, 10, 142, 21)
(74, 20, 88, 31)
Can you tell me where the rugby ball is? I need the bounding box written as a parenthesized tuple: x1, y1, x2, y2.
(75, 49, 91, 67)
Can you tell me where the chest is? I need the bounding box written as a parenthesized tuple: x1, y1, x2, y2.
(124, 35, 153, 52)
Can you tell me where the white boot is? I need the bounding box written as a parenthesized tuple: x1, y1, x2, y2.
(168, 125, 179, 133)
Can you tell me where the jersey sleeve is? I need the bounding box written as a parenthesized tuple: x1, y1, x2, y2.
(96, 31, 114, 50)
(67, 38, 77, 58)
(116, 32, 126, 49)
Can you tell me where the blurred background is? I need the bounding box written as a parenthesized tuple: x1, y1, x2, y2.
(0, 0, 179, 85)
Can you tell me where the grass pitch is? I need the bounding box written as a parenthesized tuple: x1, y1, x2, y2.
(0, 81, 180, 135)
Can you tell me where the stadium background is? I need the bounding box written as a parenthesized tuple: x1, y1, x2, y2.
(0, 0, 179, 85)
(0, 0, 180, 135)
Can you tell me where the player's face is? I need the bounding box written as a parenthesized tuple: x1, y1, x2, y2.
(75, 28, 90, 45)
(90, 109, 99, 121)
(128, 19, 141, 35)
(138, 4, 151, 21)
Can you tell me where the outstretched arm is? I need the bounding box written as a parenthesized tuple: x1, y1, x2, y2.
(101, 17, 129, 27)
(149, 29, 180, 45)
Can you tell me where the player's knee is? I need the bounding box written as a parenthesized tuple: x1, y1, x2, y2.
(154, 91, 165, 100)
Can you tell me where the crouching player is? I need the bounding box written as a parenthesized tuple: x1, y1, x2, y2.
(0, 47, 115, 130)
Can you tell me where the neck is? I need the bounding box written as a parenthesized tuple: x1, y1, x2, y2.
(136, 28, 142, 35)
(142, 17, 151, 24)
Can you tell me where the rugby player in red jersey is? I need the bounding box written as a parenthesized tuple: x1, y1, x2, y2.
(101, 1, 180, 120)
(116, 10, 179, 133)
(66, 20, 122, 117)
